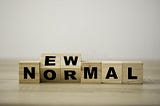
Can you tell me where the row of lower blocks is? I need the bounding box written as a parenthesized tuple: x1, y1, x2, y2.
(19, 53, 143, 84)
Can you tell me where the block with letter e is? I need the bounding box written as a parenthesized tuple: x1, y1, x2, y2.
(60, 53, 81, 83)
(40, 53, 61, 82)
(19, 61, 40, 83)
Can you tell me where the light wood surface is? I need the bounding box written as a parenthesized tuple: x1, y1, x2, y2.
(0, 59, 160, 106)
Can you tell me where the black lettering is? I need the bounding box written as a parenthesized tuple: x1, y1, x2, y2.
(45, 56, 56, 66)
(64, 70, 76, 80)
(106, 67, 118, 79)
(84, 67, 97, 79)
(128, 67, 137, 79)
(64, 56, 78, 65)
(43, 70, 56, 80)
(24, 67, 35, 79)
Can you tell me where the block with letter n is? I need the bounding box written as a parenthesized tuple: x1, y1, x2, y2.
(19, 61, 40, 83)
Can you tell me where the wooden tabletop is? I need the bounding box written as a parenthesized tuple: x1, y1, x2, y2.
(0, 59, 160, 106)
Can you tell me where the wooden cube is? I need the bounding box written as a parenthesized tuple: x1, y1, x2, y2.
(102, 61, 122, 84)
(19, 61, 40, 83)
(40, 68, 61, 83)
(60, 68, 81, 83)
(19, 74, 40, 83)
(81, 61, 102, 84)
(61, 53, 81, 68)
(122, 61, 143, 84)
(40, 53, 61, 68)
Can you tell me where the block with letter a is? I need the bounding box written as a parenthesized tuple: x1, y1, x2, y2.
(102, 61, 122, 84)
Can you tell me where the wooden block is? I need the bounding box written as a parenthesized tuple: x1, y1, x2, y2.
(60, 68, 81, 83)
(40, 53, 61, 68)
(40, 68, 60, 83)
(61, 53, 81, 68)
(81, 61, 102, 84)
(19, 61, 40, 83)
(122, 61, 143, 84)
(102, 61, 122, 84)
(19, 74, 40, 83)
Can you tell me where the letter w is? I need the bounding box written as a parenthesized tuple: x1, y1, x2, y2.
(64, 56, 78, 65)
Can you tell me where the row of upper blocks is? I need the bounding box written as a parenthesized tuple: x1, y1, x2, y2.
(19, 53, 143, 84)
(41, 53, 81, 68)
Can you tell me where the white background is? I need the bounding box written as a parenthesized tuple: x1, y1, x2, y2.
(0, 0, 160, 60)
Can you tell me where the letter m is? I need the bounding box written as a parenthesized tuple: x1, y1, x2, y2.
(84, 67, 98, 79)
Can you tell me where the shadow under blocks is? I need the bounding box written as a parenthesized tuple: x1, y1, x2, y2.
(19, 53, 143, 84)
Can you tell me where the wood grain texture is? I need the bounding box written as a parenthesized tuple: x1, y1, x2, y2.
(19, 74, 40, 83)
(19, 61, 40, 74)
(61, 53, 81, 68)
(40, 68, 61, 83)
(40, 53, 61, 68)
(81, 61, 102, 84)
(0, 60, 160, 106)
(102, 61, 122, 83)
(122, 61, 143, 84)
(60, 68, 81, 83)
(19, 61, 40, 83)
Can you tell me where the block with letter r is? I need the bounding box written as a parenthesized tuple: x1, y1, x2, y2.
(60, 53, 81, 83)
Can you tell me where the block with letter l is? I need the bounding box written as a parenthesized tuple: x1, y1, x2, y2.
(122, 61, 143, 84)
